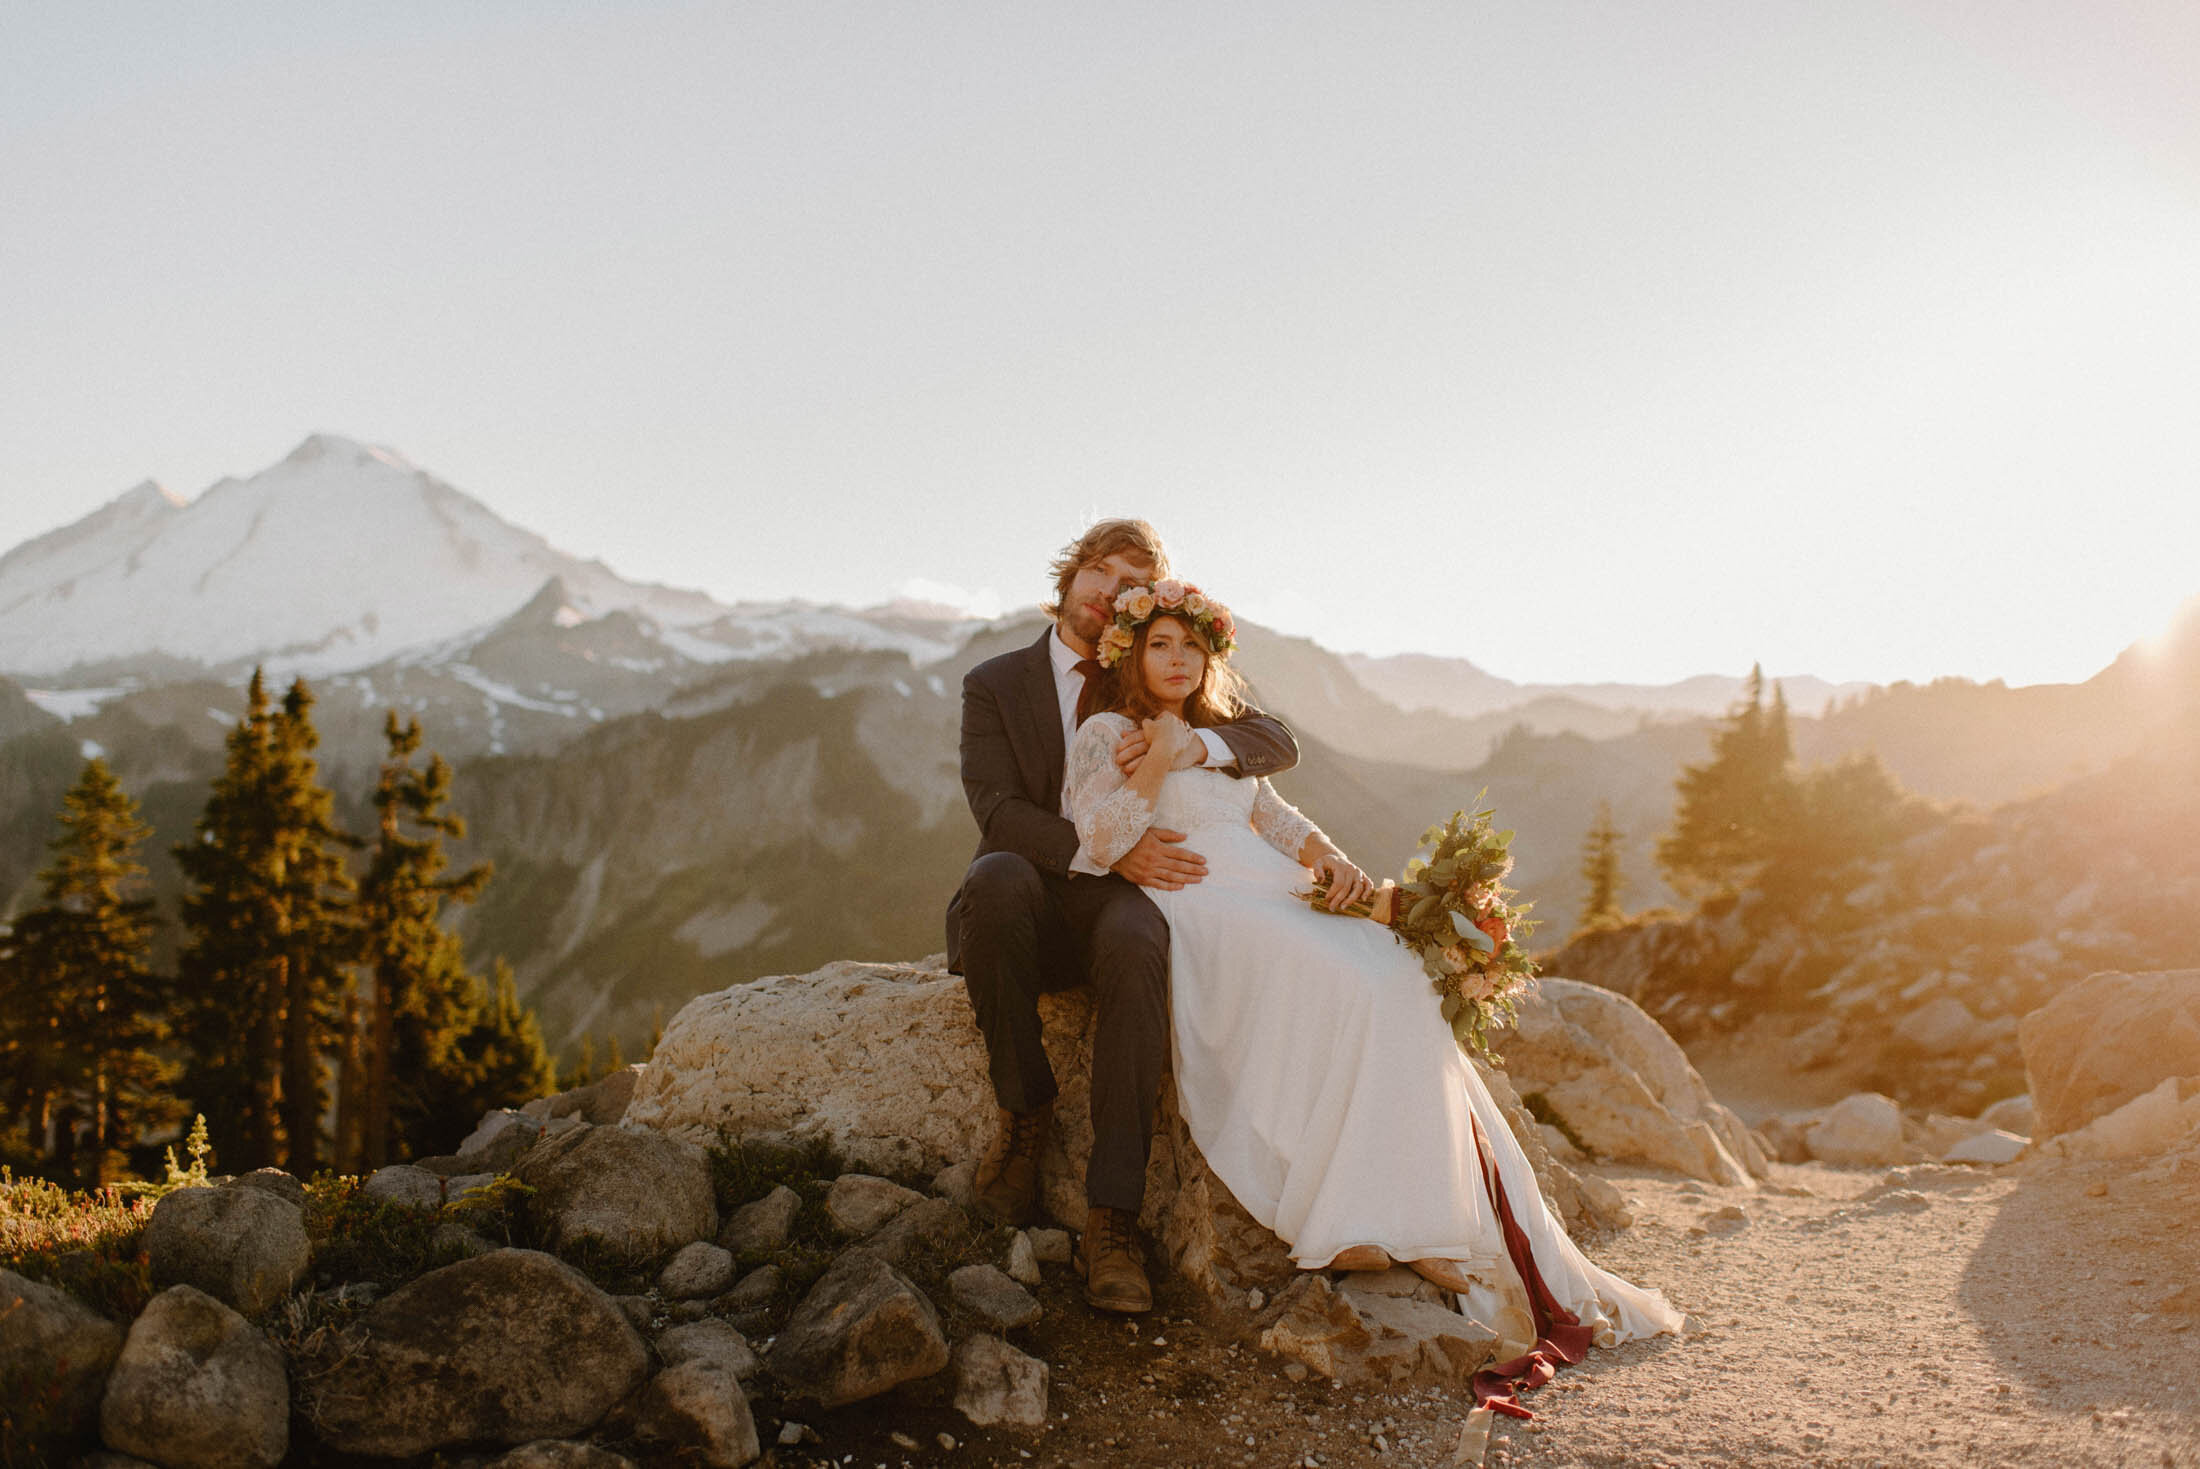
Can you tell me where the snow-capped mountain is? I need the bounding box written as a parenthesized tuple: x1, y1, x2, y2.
(0, 434, 978, 682)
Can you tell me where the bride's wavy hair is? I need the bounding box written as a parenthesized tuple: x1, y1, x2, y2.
(1105, 612, 1249, 728)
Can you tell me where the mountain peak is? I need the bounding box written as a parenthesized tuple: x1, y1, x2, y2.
(281, 432, 412, 474)
(116, 479, 186, 513)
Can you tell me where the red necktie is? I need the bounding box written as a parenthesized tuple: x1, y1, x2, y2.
(1073, 657, 1106, 726)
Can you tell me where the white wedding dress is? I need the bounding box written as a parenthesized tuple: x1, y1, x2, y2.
(1068, 713, 1683, 1354)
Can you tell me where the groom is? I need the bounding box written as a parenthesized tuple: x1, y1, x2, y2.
(946, 518, 1298, 1313)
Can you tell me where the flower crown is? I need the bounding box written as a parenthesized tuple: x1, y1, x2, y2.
(1095, 579, 1237, 667)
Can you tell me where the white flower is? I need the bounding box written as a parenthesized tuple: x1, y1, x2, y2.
(1154, 578, 1186, 608)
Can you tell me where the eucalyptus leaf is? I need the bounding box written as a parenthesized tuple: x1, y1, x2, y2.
(1463, 927, 1495, 955)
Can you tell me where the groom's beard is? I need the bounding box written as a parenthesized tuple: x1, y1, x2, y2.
(1062, 601, 1110, 647)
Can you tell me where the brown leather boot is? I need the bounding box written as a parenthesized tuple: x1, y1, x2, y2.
(972, 1103, 1050, 1225)
(1077, 1205, 1153, 1314)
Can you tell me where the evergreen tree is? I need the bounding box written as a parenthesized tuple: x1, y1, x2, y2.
(174, 671, 356, 1173)
(458, 961, 555, 1121)
(1656, 664, 1798, 897)
(0, 759, 171, 1182)
(1575, 799, 1627, 934)
(354, 713, 490, 1167)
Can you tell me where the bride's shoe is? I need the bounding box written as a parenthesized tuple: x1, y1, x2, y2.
(1322, 1245, 1394, 1272)
(1407, 1257, 1478, 1294)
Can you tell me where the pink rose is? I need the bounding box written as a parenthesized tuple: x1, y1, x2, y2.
(1154, 579, 1186, 608)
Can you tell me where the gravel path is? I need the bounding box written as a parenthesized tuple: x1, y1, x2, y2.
(1486, 1152, 2200, 1468)
(800, 1144, 2198, 1468)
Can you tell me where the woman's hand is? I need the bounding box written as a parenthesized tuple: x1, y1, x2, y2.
(1309, 851, 1374, 913)
(1139, 713, 1196, 770)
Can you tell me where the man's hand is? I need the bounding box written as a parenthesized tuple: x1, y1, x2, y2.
(1111, 827, 1207, 890)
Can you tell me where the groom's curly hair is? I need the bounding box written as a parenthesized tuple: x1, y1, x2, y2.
(1041, 519, 1170, 619)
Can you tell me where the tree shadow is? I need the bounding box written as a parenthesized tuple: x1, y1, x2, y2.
(1957, 1155, 2200, 1417)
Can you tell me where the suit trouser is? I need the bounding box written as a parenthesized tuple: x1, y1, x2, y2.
(953, 851, 1169, 1214)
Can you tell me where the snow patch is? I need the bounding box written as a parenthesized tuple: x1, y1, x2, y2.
(674, 899, 777, 958)
(24, 685, 130, 720)
(80, 738, 105, 759)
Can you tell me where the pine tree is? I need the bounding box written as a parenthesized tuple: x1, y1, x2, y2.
(0, 759, 172, 1183)
(174, 671, 356, 1174)
(1656, 664, 1798, 898)
(354, 713, 490, 1167)
(1575, 799, 1627, 934)
(459, 961, 555, 1121)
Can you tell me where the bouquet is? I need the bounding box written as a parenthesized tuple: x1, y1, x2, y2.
(1298, 799, 1538, 1058)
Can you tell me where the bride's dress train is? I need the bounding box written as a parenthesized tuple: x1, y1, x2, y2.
(1068, 714, 1683, 1386)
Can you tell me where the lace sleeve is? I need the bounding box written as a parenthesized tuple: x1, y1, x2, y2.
(1066, 714, 1154, 872)
(1250, 778, 1324, 862)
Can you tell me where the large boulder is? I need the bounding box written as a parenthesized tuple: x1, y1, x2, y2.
(2037, 1076, 2200, 1162)
(764, 1248, 949, 1407)
(627, 957, 1626, 1306)
(1491, 977, 1768, 1186)
(0, 1267, 125, 1448)
(143, 1185, 310, 1317)
(2019, 969, 2200, 1138)
(99, 1286, 288, 1469)
(298, 1248, 649, 1456)
(514, 1124, 718, 1263)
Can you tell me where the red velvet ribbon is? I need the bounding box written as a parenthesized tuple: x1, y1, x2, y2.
(1468, 1114, 1595, 1419)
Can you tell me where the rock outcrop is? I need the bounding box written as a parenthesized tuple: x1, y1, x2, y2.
(627, 957, 1645, 1306)
(298, 1249, 650, 1456)
(1492, 978, 1768, 1185)
(2019, 969, 2200, 1138)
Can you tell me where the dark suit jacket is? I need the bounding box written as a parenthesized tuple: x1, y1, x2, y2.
(945, 626, 1299, 969)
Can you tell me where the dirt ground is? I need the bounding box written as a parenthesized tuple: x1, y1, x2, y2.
(752, 1142, 2200, 1469)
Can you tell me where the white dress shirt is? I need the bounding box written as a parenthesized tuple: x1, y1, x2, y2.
(1051, 625, 1234, 875)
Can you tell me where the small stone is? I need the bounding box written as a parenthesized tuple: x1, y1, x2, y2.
(2085, 1180, 2109, 1198)
(1005, 1230, 1042, 1286)
(719, 1186, 801, 1256)
(937, 1431, 958, 1450)
(1026, 1227, 1072, 1264)
(825, 1174, 923, 1237)
(1283, 1362, 1309, 1381)
(661, 1241, 738, 1300)
(657, 1318, 762, 1380)
(1247, 1288, 1266, 1311)
(711, 1264, 783, 1315)
(950, 1263, 1042, 1330)
(932, 1159, 978, 1208)
(1701, 1204, 1750, 1235)
(776, 1422, 806, 1447)
(862, 1195, 970, 1268)
(890, 1431, 920, 1450)
(952, 1333, 1049, 1428)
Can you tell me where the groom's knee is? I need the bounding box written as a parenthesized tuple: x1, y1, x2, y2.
(960, 852, 1044, 928)
(1085, 896, 1168, 988)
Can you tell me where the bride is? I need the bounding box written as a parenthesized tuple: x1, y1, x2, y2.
(1065, 583, 1683, 1404)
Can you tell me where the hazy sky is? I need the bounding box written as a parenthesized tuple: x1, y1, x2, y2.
(5, 2, 2196, 687)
